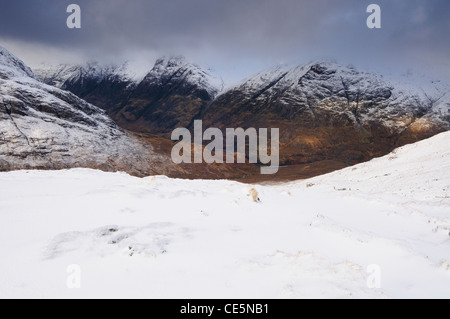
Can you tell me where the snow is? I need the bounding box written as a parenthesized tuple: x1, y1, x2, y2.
(0, 131, 449, 299)
(142, 56, 224, 98)
(34, 56, 224, 98)
(218, 60, 450, 130)
(34, 62, 140, 89)
(0, 45, 35, 79)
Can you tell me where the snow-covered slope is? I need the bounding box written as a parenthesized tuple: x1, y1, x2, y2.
(34, 62, 143, 91)
(0, 45, 176, 176)
(214, 60, 450, 129)
(34, 57, 223, 98)
(0, 46, 35, 79)
(0, 131, 448, 298)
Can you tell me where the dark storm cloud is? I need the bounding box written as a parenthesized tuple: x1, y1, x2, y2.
(0, 0, 449, 82)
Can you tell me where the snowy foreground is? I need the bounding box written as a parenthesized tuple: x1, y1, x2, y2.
(0, 133, 449, 299)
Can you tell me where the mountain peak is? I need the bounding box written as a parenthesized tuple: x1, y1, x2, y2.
(143, 56, 223, 98)
(34, 61, 139, 89)
(154, 55, 188, 68)
(0, 46, 35, 79)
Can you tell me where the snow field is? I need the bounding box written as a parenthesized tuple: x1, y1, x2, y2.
(0, 132, 449, 298)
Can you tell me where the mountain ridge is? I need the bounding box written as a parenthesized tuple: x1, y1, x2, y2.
(201, 60, 449, 168)
(34, 56, 224, 135)
(32, 54, 450, 180)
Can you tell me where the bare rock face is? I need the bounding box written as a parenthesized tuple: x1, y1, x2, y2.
(202, 61, 450, 166)
(0, 46, 180, 177)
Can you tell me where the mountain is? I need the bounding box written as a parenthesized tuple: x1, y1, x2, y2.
(0, 45, 178, 176)
(202, 61, 450, 168)
(35, 57, 224, 135)
(34, 58, 450, 181)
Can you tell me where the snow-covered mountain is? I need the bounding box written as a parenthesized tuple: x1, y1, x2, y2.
(0, 45, 177, 176)
(34, 56, 450, 179)
(34, 57, 223, 97)
(211, 60, 450, 127)
(0, 46, 35, 79)
(34, 62, 138, 90)
(203, 61, 450, 168)
(35, 56, 224, 135)
(139, 56, 223, 98)
(0, 131, 448, 298)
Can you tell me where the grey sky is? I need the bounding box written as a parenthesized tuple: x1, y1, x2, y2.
(0, 0, 449, 83)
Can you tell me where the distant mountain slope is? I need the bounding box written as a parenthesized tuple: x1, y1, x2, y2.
(35, 57, 224, 135)
(0, 45, 179, 176)
(203, 61, 450, 166)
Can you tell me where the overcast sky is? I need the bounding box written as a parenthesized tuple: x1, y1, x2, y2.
(0, 0, 449, 83)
